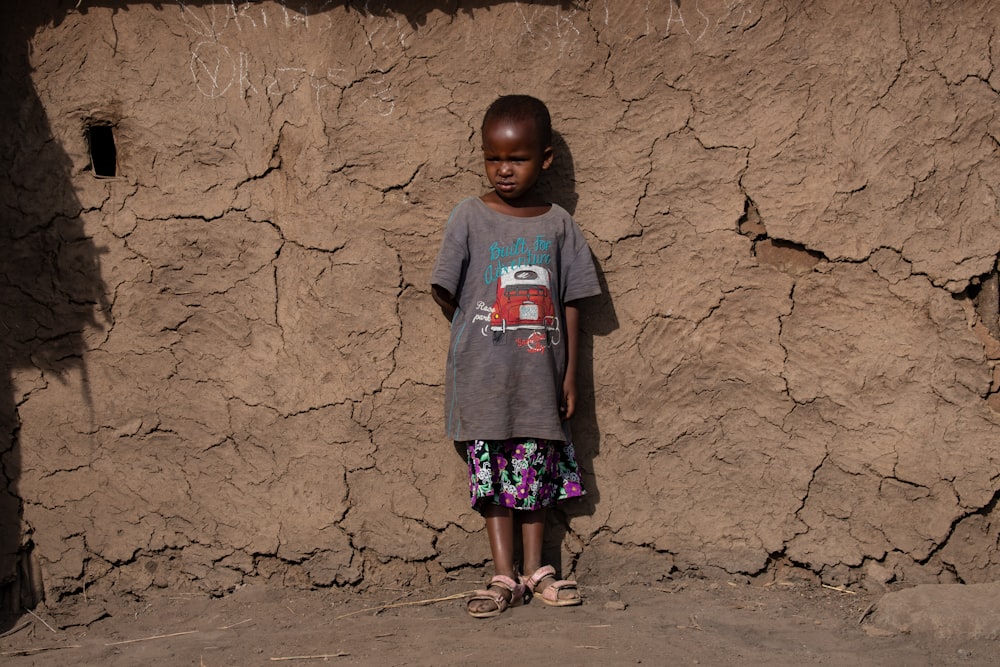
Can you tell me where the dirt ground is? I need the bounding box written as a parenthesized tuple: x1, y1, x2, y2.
(1, 576, 995, 666)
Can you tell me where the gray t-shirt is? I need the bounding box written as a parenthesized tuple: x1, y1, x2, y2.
(431, 197, 602, 442)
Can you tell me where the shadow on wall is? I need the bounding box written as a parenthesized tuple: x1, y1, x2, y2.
(541, 132, 619, 571)
(0, 4, 110, 627)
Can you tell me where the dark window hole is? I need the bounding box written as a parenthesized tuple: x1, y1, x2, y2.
(86, 124, 117, 177)
(969, 269, 1000, 340)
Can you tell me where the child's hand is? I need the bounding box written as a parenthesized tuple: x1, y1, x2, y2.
(431, 284, 458, 322)
(560, 377, 576, 420)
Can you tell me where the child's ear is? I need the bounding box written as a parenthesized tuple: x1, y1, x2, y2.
(542, 145, 554, 170)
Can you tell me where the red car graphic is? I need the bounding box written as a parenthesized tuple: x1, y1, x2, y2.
(489, 266, 558, 334)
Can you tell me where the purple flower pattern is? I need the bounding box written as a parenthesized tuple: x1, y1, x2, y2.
(466, 438, 585, 512)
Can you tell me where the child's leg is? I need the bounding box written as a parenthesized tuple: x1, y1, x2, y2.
(520, 508, 546, 575)
(468, 504, 519, 615)
(520, 508, 582, 605)
(484, 504, 516, 578)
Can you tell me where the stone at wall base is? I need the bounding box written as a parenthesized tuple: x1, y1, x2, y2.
(866, 582, 1000, 640)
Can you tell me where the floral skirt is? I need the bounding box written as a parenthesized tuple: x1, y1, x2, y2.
(466, 438, 585, 513)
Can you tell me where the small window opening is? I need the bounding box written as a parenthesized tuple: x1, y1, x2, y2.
(970, 265, 1000, 340)
(86, 124, 117, 177)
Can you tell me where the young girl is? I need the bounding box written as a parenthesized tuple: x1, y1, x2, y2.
(431, 95, 601, 618)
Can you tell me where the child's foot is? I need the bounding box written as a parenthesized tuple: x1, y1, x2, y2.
(522, 565, 582, 606)
(466, 574, 525, 618)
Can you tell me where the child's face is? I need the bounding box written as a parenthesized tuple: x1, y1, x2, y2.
(481, 117, 553, 204)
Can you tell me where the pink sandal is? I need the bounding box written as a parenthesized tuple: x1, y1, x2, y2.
(466, 574, 526, 618)
(523, 565, 582, 607)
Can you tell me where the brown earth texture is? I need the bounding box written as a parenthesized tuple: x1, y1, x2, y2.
(3, 577, 1000, 665)
(2, 0, 1000, 662)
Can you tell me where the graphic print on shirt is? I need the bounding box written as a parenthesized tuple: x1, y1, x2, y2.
(485, 264, 560, 351)
(477, 234, 561, 351)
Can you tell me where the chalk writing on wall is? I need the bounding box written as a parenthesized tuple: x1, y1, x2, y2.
(179, 0, 401, 114)
(180, 1, 757, 110)
(190, 41, 236, 99)
(660, 0, 756, 43)
(583, 0, 757, 43)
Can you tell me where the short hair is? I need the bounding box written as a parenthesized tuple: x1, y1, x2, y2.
(481, 95, 553, 148)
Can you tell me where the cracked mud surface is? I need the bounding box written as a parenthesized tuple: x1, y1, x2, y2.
(2, 0, 1000, 640)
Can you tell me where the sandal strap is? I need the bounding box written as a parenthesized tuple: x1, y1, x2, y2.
(488, 574, 519, 592)
(467, 587, 507, 617)
(492, 574, 527, 606)
(467, 574, 523, 616)
(542, 579, 578, 595)
(537, 577, 582, 606)
(523, 565, 557, 594)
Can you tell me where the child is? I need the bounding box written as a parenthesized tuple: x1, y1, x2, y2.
(431, 95, 601, 618)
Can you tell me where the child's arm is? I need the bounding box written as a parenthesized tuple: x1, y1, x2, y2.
(432, 284, 459, 322)
(561, 302, 581, 420)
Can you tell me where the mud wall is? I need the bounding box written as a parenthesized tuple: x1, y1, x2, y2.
(2, 0, 999, 605)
